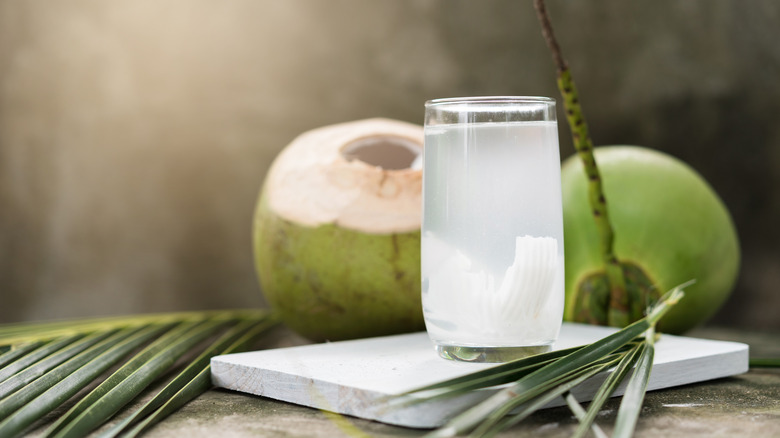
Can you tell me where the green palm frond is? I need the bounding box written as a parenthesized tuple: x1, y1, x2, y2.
(0, 342, 45, 369)
(569, 336, 644, 438)
(612, 326, 656, 438)
(749, 358, 780, 368)
(113, 318, 276, 438)
(395, 285, 688, 437)
(0, 309, 276, 438)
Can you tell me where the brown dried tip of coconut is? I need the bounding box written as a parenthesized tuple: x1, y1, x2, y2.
(265, 118, 423, 234)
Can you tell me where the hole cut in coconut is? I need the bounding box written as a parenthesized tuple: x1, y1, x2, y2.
(341, 136, 422, 170)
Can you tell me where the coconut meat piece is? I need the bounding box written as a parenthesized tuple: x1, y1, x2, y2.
(266, 118, 423, 234)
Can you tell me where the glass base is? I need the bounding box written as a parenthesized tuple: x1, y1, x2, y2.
(435, 343, 552, 363)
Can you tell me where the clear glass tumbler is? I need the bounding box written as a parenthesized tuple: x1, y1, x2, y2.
(422, 96, 565, 362)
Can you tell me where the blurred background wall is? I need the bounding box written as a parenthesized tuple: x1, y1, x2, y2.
(1, 0, 778, 330)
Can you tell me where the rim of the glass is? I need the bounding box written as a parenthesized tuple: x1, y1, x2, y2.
(425, 96, 555, 107)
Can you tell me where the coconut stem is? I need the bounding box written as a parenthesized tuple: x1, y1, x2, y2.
(533, 0, 628, 327)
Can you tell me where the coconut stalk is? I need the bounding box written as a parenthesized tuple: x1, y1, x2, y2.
(533, 0, 629, 327)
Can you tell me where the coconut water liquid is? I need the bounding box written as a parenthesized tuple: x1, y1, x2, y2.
(422, 120, 565, 348)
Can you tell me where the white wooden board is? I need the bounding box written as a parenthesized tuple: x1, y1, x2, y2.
(211, 323, 748, 429)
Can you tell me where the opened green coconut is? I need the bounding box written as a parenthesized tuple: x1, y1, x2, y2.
(561, 146, 740, 334)
(253, 118, 425, 341)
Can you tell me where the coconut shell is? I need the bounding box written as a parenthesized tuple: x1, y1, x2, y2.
(253, 118, 425, 341)
(561, 146, 740, 334)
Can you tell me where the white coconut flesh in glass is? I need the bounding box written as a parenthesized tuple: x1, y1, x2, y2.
(253, 118, 425, 341)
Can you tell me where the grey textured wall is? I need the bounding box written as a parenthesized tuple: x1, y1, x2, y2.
(1, 1, 778, 330)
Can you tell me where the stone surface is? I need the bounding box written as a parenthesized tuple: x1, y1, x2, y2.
(133, 327, 779, 437)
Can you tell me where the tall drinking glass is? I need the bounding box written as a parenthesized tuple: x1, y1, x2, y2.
(422, 96, 564, 363)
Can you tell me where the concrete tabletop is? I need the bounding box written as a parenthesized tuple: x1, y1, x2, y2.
(142, 326, 780, 438)
(28, 326, 780, 437)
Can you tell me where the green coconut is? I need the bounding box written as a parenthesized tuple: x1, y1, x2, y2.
(253, 118, 426, 341)
(561, 146, 740, 334)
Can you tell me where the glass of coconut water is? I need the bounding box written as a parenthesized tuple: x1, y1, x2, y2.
(422, 96, 564, 362)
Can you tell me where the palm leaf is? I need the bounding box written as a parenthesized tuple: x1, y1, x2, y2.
(0, 342, 44, 370)
(0, 310, 260, 346)
(114, 317, 278, 438)
(0, 309, 275, 438)
(0, 325, 164, 437)
(0, 332, 114, 400)
(395, 286, 687, 437)
(563, 393, 608, 438)
(393, 341, 643, 409)
(749, 358, 780, 368)
(97, 320, 257, 438)
(612, 326, 656, 438)
(0, 337, 80, 384)
(123, 367, 214, 437)
(427, 352, 625, 437)
(474, 356, 621, 438)
(570, 339, 645, 438)
(393, 345, 584, 406)
(46, 320, 226, 437)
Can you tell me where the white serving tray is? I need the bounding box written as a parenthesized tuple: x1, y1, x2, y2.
(211, 323, 748, 429)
